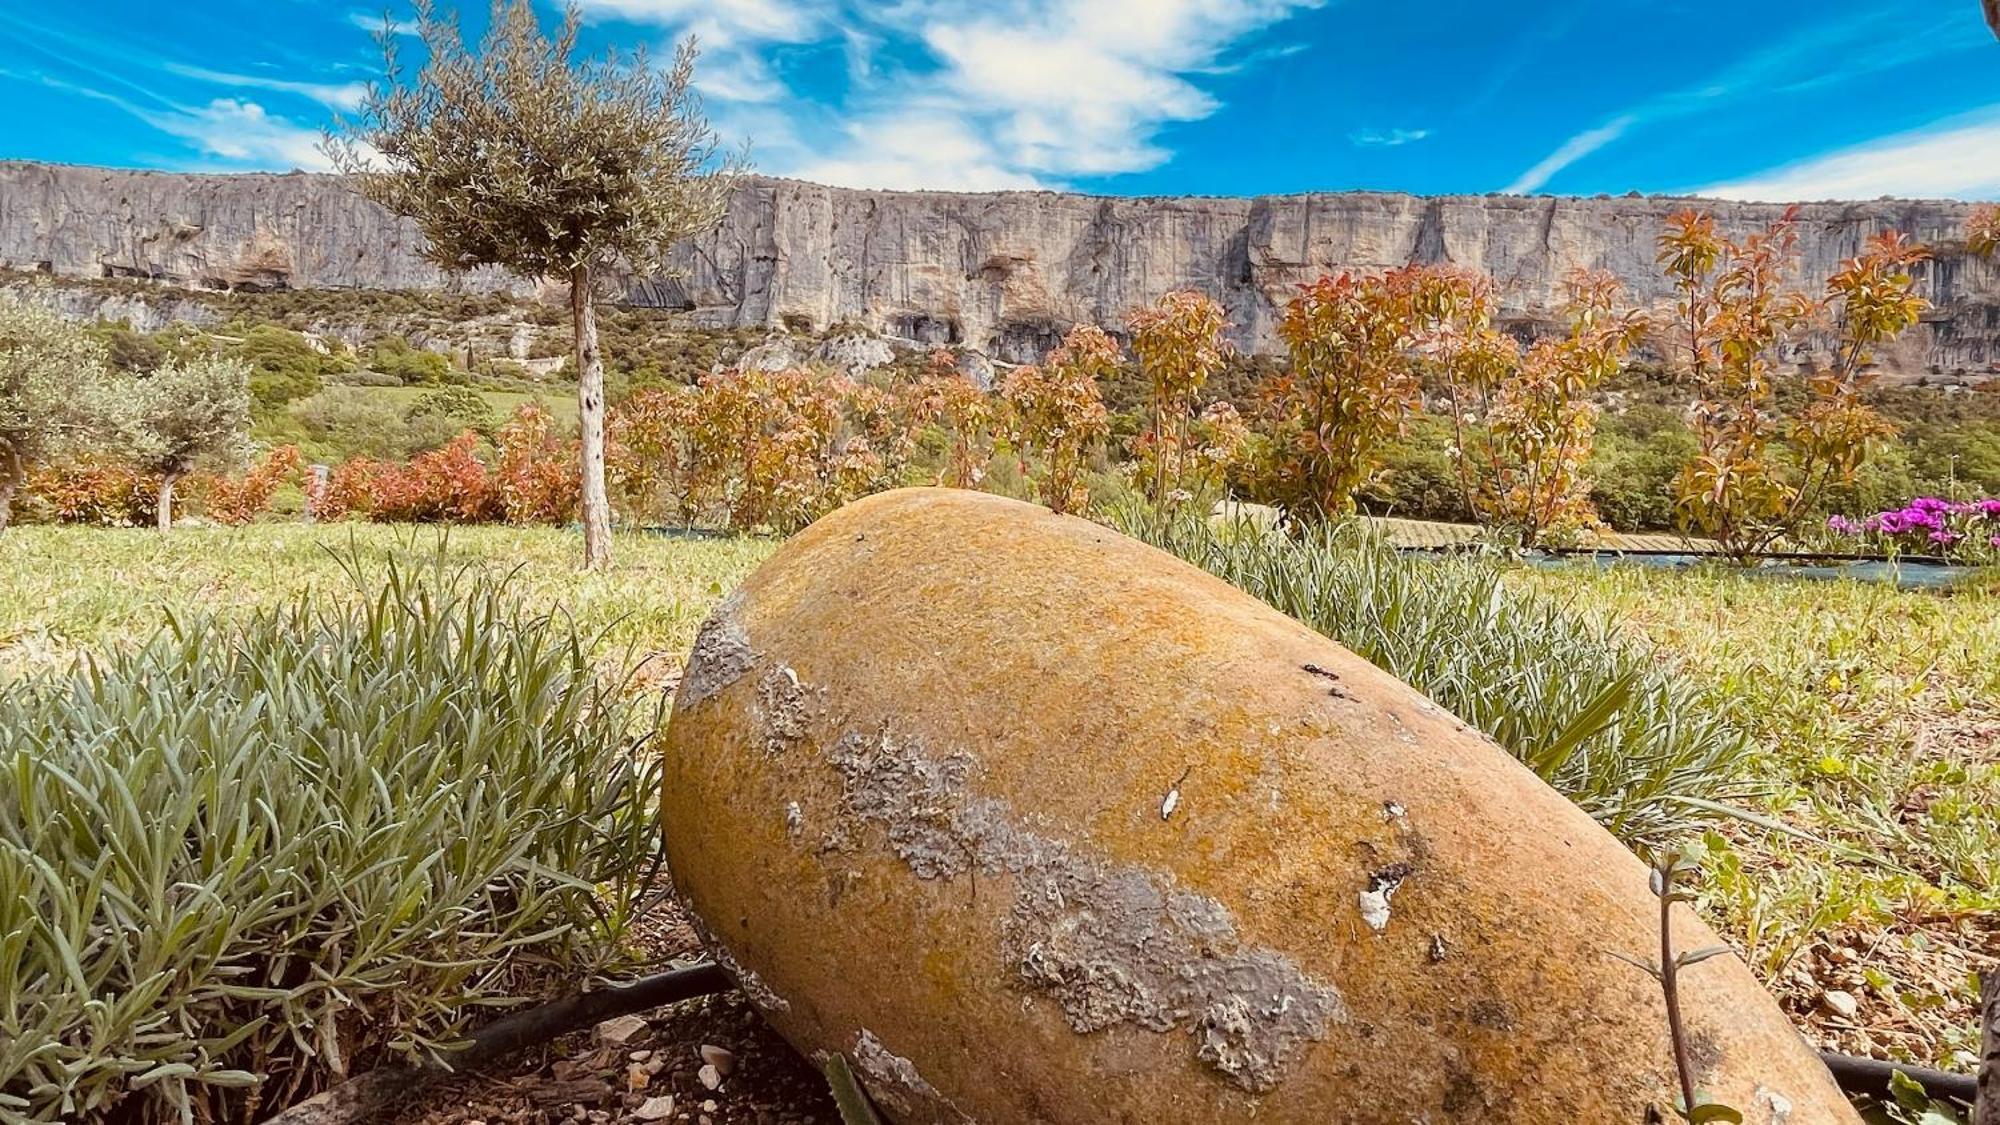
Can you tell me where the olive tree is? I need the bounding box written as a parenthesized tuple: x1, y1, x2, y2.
(129, 356, 253, 529)
(0, 298, 121, 530)
(329, 0, 739, 566)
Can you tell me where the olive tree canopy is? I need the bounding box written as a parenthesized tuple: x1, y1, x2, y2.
(328, 0, 740, 565)
(0, 297, 121, 530)
(129, 356, 253, 530)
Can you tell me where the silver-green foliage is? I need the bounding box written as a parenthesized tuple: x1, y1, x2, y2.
(0, 557, 661, 1124)
(127, 355, 253, 480)
(1120, 508, 1753, 849)
(0, 297, 121, 528)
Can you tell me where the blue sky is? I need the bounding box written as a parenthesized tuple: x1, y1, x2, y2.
(1, 1, 1995, 200)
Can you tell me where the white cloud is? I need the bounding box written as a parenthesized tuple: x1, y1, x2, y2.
(1350, 127, 1431, 148)
(147, 99, 340, 171)
(1697, 111, 2000, 201)
(163, 63, 367, 111)
(1503, 114, 1633, 194)
(576, 0, 1321, 189)
(904, 0, 1318, 180)
(789, 112, 1044, 192)
(575, 0, 826, 104)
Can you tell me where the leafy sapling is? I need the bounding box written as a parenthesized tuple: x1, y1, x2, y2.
(1620, 847, 1746, 1124)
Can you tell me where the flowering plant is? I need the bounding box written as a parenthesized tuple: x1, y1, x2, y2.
(1827, 496, 2000, 562)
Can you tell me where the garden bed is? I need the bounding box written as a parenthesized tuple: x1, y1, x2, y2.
(1, 523, 1991, 1120)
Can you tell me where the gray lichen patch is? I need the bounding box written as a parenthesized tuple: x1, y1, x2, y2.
(680, 591, 755, 706)
(710, 937, 792, 1015)
(852, 1030, 973, 1124)
(1752, 1086, 1793, 1124)
(829, 727, 1343, 1094)
(754, 663, 817, 755)
(685, 909, 792, 1015)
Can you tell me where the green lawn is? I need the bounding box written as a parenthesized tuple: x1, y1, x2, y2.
(2, 522, 1991, 1071)
(0, 524, 770, 681)
(1515, 563, 1998, 1069)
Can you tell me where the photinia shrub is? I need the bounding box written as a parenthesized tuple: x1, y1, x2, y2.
(1469, 270, 1644, 545)
(907, 350, 1001, 490)
(196, 445, 304, 526)
(1658, 211, 1925, 557)
(1128, 290, 1228, 504)
(609, 386, 696, 523)
(22, 458, 158, 527)
(494, 404, 579, 524)
(1001, 326, 1115, 515)
(315, 433, 501, 524)
(1264, 268, 1430, 517)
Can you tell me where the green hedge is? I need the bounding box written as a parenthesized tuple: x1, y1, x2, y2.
(0, 560, 660, 1124)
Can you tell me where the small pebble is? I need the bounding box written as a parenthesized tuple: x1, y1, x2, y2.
(697, 1063, 722, 1091)
(698, 1044, 736, 1076)
(632, 1093, 676, 1121)
(1821, 989, 1860, 1019)
(594, 1014, 649, 1047)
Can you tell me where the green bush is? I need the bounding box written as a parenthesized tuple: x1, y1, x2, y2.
(405, 385, 496, 433)
(225, 324, 349, 410)
(1117, 508, 1753, 849)
(366, 336, 455, 386)
(291, 387, 461, 462)
(0, 560, 659, 1124)
(1589, 407, 1699, 531)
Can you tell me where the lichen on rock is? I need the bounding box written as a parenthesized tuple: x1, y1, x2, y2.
(827, 725, 1343, 1092)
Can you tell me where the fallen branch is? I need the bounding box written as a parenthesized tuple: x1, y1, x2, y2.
(259, 961, 731, 1125)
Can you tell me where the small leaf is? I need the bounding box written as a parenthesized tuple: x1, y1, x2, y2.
(1676, 945, 1733, 969)
(1687, 1103, 1743, 1124)
(825, 1054, 885, 1125)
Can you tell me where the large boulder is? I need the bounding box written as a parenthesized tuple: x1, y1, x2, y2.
(662, 488, 1857, 1124)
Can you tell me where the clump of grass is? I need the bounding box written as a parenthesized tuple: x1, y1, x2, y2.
(1118, 507, 1754, 848)
(0, 554, 661, 1124)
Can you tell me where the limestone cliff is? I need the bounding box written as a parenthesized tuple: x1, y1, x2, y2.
(3, 161, 1994, 378)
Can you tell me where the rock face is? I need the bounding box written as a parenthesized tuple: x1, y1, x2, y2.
(3, 160, 1996, 377)
(662, 487, 1860, 1124)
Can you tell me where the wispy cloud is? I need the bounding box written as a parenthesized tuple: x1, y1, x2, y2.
(1498, 5, 1980, 195)
(1503, 114, 1632, 194)
(1350, 127, 1431, 148)
(162, 63, 366, 111)
(1697, 109, 2000, 201)
(0, 64, 337, 171)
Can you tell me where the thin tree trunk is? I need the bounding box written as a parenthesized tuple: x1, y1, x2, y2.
(571, 263, 611, 568)
(157, 470, 180, 531)
(0, 447, 21, 531)
(1977, 971, 1998, 1125)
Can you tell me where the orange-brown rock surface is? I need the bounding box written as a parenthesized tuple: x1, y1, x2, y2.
(664, 487, 1850, 1123)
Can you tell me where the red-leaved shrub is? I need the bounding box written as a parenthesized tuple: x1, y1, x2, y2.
(197, 446, 305, 526)
(494, 405, 579, 524)
(23, 458, 158, 526)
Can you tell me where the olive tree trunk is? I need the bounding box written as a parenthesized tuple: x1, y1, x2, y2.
(1978, 972, 1998, 1125)
(0, 447, 21, 531)
(157, 469, 181, 531)
(571, 264, 612, 568)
